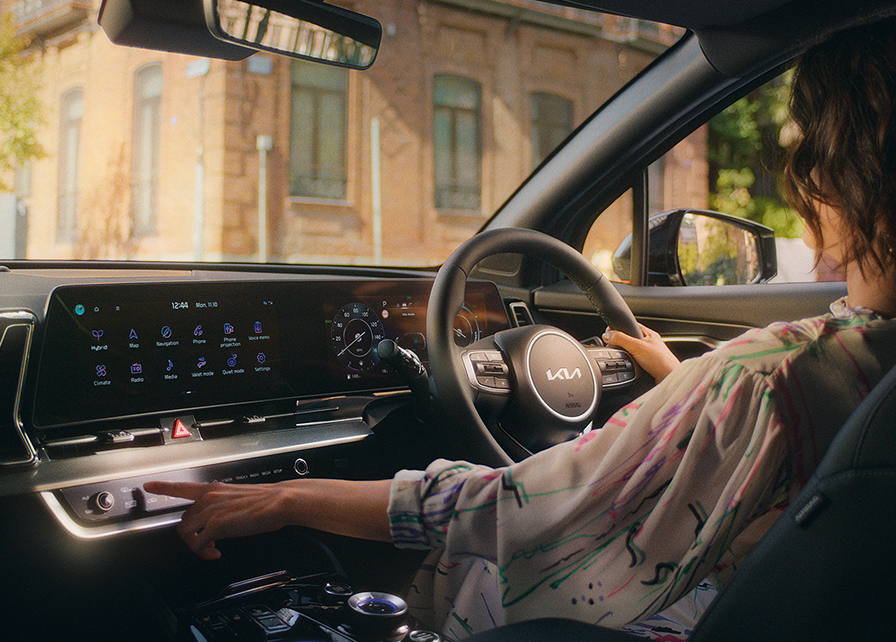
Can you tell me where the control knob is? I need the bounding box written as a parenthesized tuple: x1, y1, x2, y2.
(89, 491, 115, 513)
(346, 592, 409, 641)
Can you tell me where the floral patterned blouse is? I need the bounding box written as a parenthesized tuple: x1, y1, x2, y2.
(388, 299, 896, 639)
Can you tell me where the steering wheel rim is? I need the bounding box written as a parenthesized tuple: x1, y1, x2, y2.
(426, 227, 641, 467)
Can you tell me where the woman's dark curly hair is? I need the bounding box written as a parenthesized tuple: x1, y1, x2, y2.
(784, 17, 896, 276)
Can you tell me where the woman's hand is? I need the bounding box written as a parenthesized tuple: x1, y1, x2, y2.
(143, 480, 297, 560)
(144, 478, 393, 560)
(602, 323, 680, 382)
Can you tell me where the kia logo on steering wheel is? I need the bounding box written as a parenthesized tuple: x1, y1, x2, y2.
(546, 367, 582, 381)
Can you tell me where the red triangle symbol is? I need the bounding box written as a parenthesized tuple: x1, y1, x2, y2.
(172, 419, 192, 439)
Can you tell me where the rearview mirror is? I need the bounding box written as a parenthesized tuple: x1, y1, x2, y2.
(204, 0, 381, 69)
(612, 209, 777, 286)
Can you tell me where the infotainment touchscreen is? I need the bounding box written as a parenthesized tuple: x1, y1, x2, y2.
(33, 282, 290, 428)
(32, 279, 509, 428)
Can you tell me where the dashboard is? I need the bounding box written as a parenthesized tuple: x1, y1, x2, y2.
(0, 272, 510, 538)
(33, 278, 505, 429)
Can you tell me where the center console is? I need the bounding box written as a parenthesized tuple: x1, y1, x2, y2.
(180, 569, 442, 642)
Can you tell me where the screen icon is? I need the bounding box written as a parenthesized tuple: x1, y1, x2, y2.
(227, 354, 238, 367)
(254, 321, 263, 333)
(75, 304, 85, 316)
(193, 325, 203, 337)
(131, 363, 143, 375)
(224, 323, 234, 335)
(92, 329, 104, 341)
(161, 326, 172, 339)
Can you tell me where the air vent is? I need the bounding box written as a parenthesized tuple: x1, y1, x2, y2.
(508, 301, 534, 328)
(0, 311, 38, 467)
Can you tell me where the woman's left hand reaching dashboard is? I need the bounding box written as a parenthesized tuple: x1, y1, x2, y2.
(143, 478, 393, 561)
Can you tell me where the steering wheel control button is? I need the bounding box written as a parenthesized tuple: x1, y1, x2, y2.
(589, 348, 636, 388)
(526, 331, 597, 421)
(464, 351, 512, 393)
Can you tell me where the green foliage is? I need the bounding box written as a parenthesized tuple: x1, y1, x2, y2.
(0, 13, 44, 190)
(707, 71, 802, 238)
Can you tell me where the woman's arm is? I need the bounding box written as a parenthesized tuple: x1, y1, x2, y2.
(603, 323, 680, 382)
(143, 478, 392, 560)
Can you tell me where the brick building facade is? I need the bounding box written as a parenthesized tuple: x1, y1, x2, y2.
(5, 0, 696, 266)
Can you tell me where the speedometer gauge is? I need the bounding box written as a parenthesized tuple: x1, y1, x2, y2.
(453, 303, 482, 347)
(331, 303, 386, 371)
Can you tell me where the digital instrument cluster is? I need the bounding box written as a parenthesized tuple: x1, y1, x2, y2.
(32, 278, 509, 429)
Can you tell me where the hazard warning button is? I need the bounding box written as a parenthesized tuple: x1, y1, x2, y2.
(161, 416, 201, 443)
(172, 419, 192, 439)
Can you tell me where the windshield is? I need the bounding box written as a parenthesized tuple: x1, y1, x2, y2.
(0, 0, 681, 266)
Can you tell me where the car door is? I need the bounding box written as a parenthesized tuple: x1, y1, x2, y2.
(475, 32, 846, 365)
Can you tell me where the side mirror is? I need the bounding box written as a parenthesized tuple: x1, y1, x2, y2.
(613, 209, 777, 286)
(204, 0, 381, 69)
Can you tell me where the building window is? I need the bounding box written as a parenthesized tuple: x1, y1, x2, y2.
(290, 59, 348, 200)
(131, 64, 162, 237)
(530, 93, 573, 169)
(434, 76, 481, 211)
(57, 88, 83, 243)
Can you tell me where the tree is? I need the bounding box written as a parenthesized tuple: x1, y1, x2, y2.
(0, 12, 43, 191)
(707, 71, 802, 238)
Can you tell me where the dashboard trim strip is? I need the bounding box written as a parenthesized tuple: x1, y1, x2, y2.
(40, 490, 185, 539)
(37, 425, 373, 538)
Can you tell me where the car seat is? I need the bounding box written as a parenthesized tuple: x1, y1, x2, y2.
(467, 362, 896, 641)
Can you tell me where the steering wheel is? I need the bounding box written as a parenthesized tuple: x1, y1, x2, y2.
(426, 228, 642, 467)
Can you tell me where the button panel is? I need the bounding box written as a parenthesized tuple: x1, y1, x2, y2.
(587, 348, 637, 388)
(463, 350, 511, 393)
(57, 460, 294, 524)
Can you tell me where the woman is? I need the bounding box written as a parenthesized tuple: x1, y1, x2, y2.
(146, 18, 896, 640)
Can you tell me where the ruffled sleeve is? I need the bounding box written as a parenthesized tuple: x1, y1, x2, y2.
(388, 353, 791, 627)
